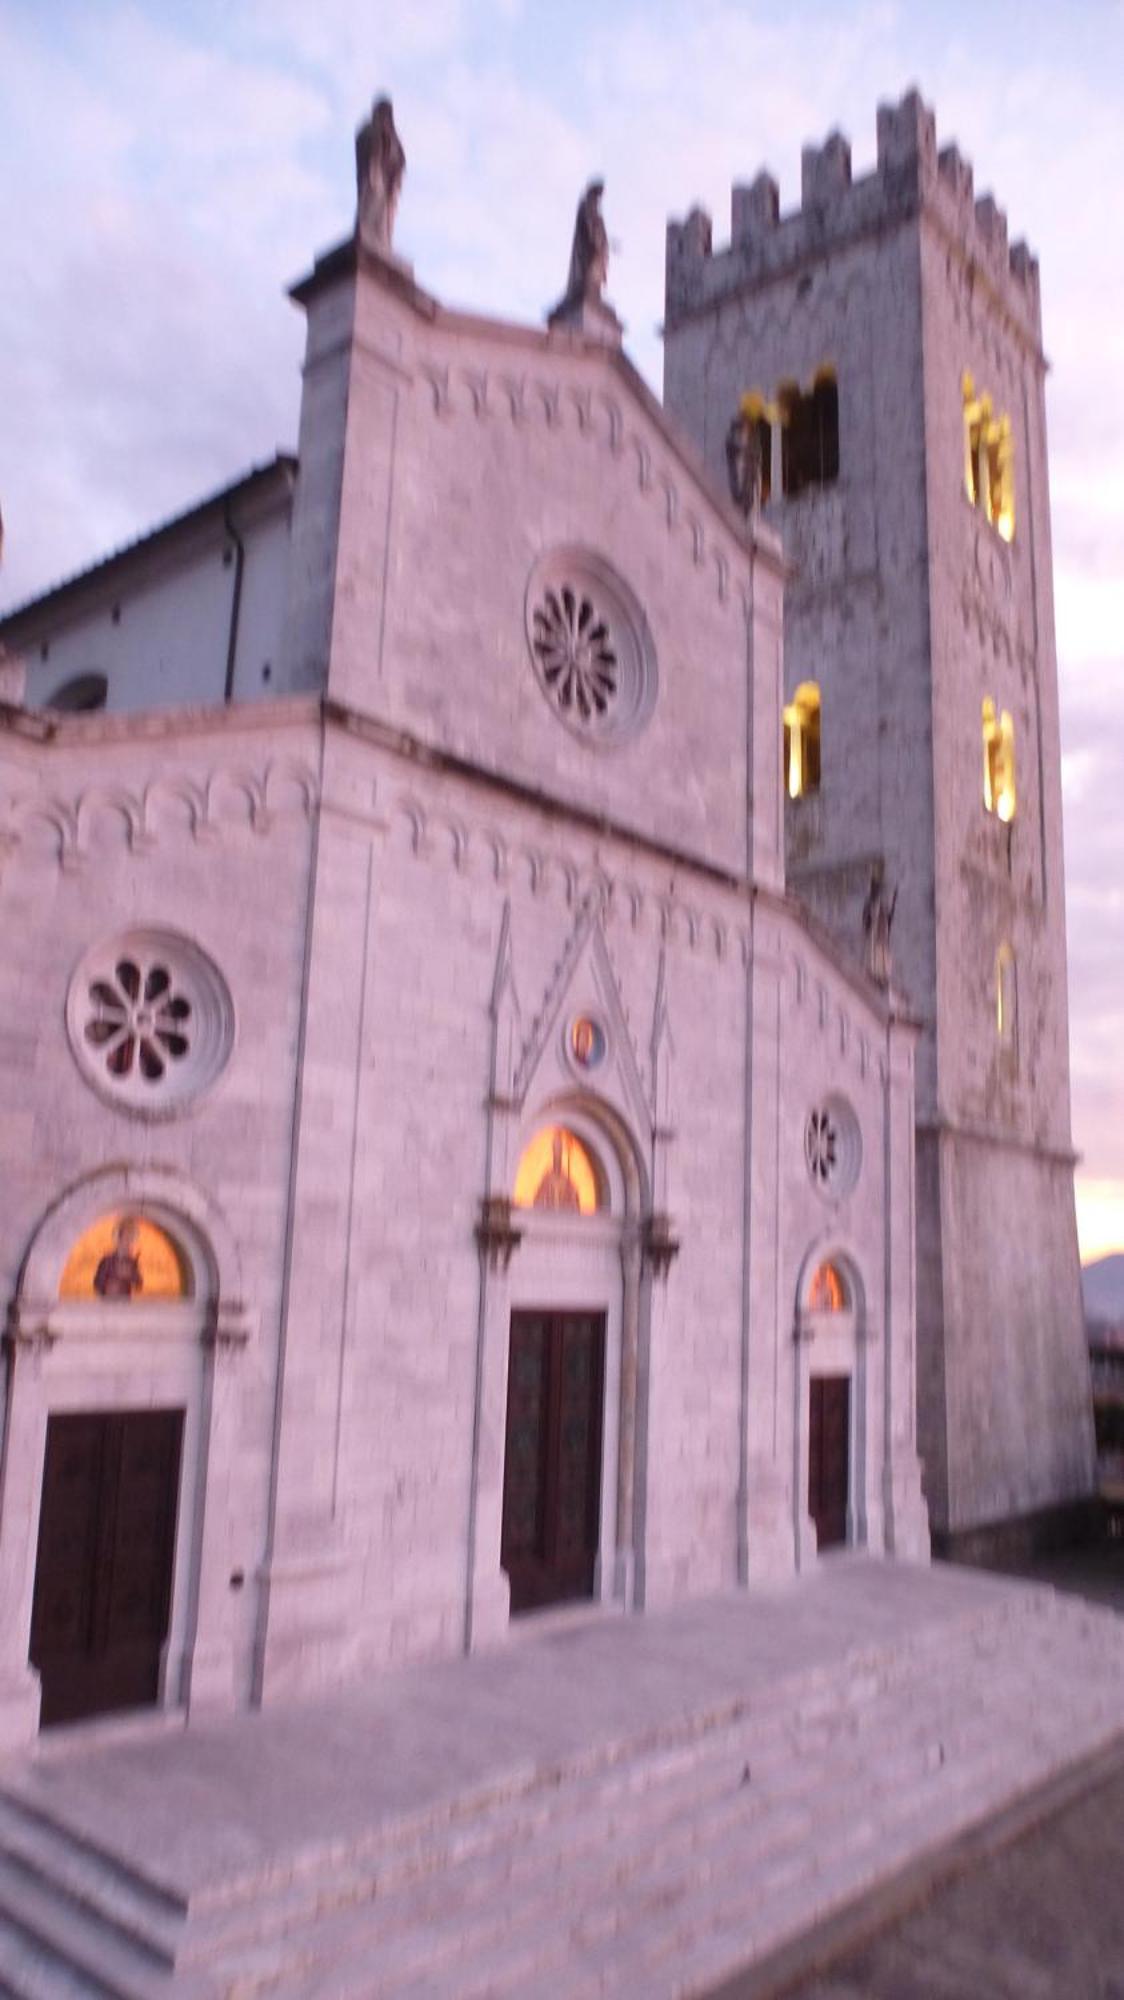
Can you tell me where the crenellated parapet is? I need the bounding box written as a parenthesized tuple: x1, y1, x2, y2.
(665, 89, 1041, 347)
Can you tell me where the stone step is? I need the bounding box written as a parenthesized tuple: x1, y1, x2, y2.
(195, 1615, 1004, 1987)
(7, 1586, 1124, 2000)
(234, 1610, 1103, 1998)
(0, 1796, 183, 1970)
(369, 1688, 1038, 1998)
(181, 1594, 1039, 1969)
(0, 1856, 173, 2000)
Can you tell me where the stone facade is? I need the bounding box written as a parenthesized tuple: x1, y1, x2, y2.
(0, 184, 929, 1754)
(663, 90, 1095, 1539)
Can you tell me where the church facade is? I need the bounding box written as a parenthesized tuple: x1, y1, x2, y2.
(4, 97, 1056, 1752)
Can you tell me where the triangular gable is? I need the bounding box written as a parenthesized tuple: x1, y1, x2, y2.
(513, 891, 652, 1149)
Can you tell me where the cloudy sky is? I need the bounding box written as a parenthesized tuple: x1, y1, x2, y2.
(2, 0, 1122, 1259)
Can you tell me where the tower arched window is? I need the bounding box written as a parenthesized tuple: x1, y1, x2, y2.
(982, 698, 1017, 822)
(780, 369, 839, 498)
(963, 373, 1014, 542)
(996, 942, 1018, 1059)
(783, 682, 822, 799)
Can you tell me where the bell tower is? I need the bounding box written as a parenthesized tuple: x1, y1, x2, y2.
(664, 90, 1095, 1544)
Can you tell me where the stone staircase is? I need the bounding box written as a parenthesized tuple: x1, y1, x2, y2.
(2, 1585, 1124, 1998)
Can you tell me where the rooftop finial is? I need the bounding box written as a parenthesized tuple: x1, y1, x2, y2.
(355, 96, 406, 258)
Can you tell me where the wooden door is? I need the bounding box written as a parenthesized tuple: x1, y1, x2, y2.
(501, 1312, 605, 1614)
(30, 1409, 184, 1728)
(808, 1375, 850, 1549)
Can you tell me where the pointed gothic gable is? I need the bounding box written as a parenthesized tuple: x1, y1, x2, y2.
(512, 892, 653, 1151)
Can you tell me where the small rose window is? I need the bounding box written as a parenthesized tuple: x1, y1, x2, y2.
(68, 928, 233, 1117)
(804, 1097, 862, 1199)
(85, 956, 193, 1085)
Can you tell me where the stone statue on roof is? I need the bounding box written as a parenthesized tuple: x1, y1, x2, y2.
(725, 406, 764, 517)
(355, 96, 406, 256)
(863, 858, 898, 986)
(565, 180, 610, 307)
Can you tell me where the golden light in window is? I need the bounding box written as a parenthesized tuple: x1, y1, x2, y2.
(782, 682, 821, 800)
(808, 1260, 848, 1312)
(996, 942, 1017, 1048)
(59, 1213, 191, 1302)
(963, 373, 1015, 542)
(512, 1126, 601, 1216)
(982, 698, 1017, 823)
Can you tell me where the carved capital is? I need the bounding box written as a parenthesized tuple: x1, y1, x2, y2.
(642, 1211, 680, 1280)
(475, 1196, 523, 1273)
(202, 1301, 253, 1351)
(3, 1301, 58, 1355)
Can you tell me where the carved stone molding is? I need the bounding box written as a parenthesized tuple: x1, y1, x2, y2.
(3, 1300, 57, 1355)
(0, 760, 319, 875)
(202, 1301, 254, 1350)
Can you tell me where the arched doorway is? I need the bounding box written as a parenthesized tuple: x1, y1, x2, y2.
(503, 1108, 640, 1615)
(29, 1211, 194, 1726)
(796, 1251, 865, 1558)
(0, 1169, 249, 1742)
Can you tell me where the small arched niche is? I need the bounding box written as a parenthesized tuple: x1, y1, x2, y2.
(59, 1211, 194, 1303)
(512, 1123, 607, 1217)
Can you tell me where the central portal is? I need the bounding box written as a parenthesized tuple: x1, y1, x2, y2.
(501, 1310, 606, 1614)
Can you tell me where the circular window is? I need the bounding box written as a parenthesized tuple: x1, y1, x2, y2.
(68, 929, 233, 1117)
(804, 1097, 861, 1200)
(525, 548, 656, 748)
(567, 1014, 607, 1073)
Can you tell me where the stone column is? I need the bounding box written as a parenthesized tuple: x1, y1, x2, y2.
(852, 1314, 885, 1553)
(0, 1323, 49, 1749)
(465, 1211, 518, 1651)
(180, 1306, 253, 1714)
(739, 917, 797, 1581)
(792, 1313, 819, 1570)
(611, 1227, 644, 1607)
(881, 1014, 930, 1560)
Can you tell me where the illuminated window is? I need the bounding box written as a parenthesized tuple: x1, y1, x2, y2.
(783, 682, 821, 800)
(780, 370, 839, 498)
(59, 1213, 192, 1302)
(808, 1260, 849, 1313)
(962, 373, 1014, 541)
(512, 1126, 603, 1216)
(996, 943, 1018, 1053)
(982, 698, 1017, 822)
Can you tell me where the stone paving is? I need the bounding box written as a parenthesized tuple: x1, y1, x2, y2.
(778, 1756, 1124, 2000)
(755, 1541, 1124, 2000)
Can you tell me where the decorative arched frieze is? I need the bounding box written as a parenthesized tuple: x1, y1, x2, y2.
(418, 361, 452, 415)
(0, 760, 317, 877)
(409, 359, 743, 607)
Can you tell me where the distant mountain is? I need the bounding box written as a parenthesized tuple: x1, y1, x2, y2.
(1083, 1254, 1124, 1325)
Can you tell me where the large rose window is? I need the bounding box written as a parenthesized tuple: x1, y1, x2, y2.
(524, 549, 656, 747)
